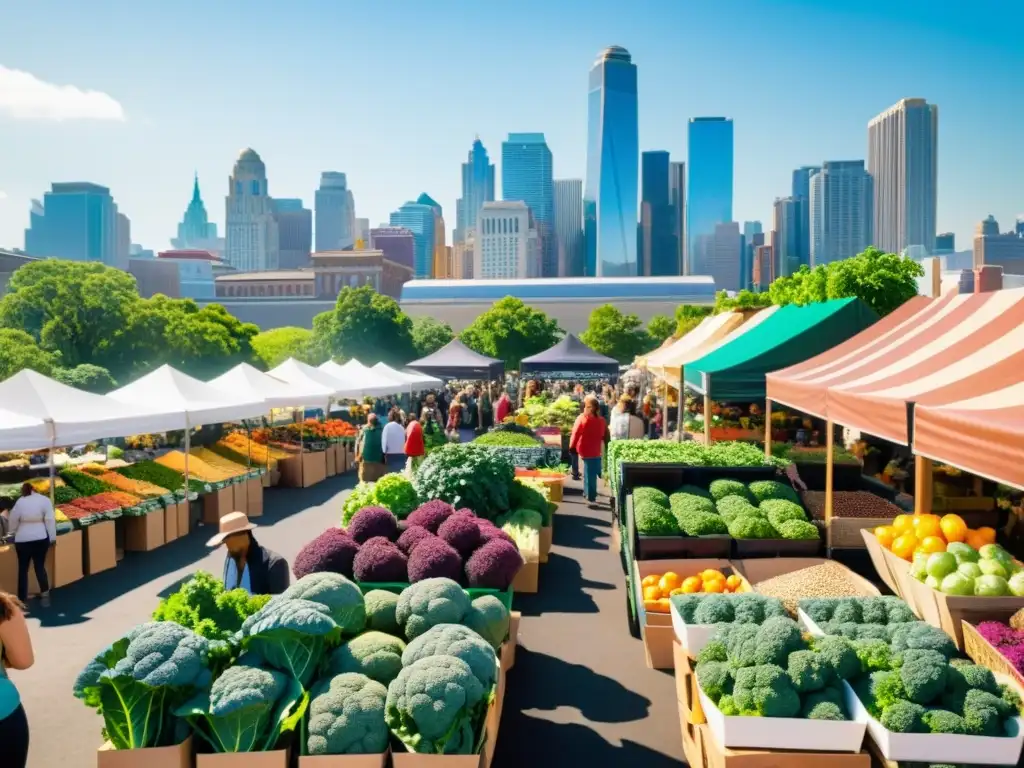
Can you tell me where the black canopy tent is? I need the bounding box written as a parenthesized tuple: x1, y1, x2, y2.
(407, 338, 504, 380)
(519, 333, 620, 380)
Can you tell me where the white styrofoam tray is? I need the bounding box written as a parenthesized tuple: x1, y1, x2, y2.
(670, 599, 718, 655)
(697, 677, 868, 752)
(842, 679, 1024, 764)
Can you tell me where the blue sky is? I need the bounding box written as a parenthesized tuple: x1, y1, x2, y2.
(0, 0, 1021, 253)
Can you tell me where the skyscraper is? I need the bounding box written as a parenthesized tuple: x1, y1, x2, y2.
(791, 166, 820, 201)
(584, 46, 639, 277)
(173, 174, 219, 250)
(24, 182, 125, 267)
(554, 179, 583, 277)
(669, 161, 686, 274)
(501, 133, 554, 277)
(315, 172, 356, 252)
(455, 138, 495, 244)
(705, 222, 742, 292)
(935, 232, 955, 254)
(272, 198, 312, 269)
(369, 227, 415, 272)
(743, 221, 763, 239)
(476, 201, 540, 279)
(771, 197, 803, 277)
(687, 118, 734, 275)
(416, 193, 447, 278)
(808, 161, 873, 266)
(868, 98, 938, 254)
(390, 202, 435, 278)
(640, 151, 675, 276)
(225, 148, 279, 272)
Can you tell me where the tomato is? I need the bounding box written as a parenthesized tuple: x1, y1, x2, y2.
(891, 532, 919, 560)
(874, 525, 896, 550)
(939, 514, 967, 544)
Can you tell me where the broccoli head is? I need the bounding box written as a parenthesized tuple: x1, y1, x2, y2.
(708, 479, 754, 503)
(801, 686, 848, 721)
(812, 635, 861, 681)
(852, 670, 897, 717)
(307, 672, 389, 755)
(675, 484, 714, 500)
(281, 572, 366, 636)
(800, 598, 838, 624)
(464, 595, 510, 651)
(852, 638, 893, 673)
(1000, 683, 1023, 716)
(776, 519, 820, 541)
(634, 501, 681, 536)
(731, 664, 801, 717)
(693, 595, 735, 625)
(384, 655, 487, 755)
(716, 496, 761, 523)
(696, 639, 729, 664)
(395, 578, 471, 640)
(883, 597, 916, 624)
(787, 650, 831, 693)
(671, 594, 700, 624)
(731, 593, 787, 624)
(727, 514, 779, 539)
(402, 623, 498, 691)
(875, 672, 910, 711)
(326, 631, 407, 686)
(827, 598, 861, 624)
(407, 537, 464, 583)
(363, 589, 401, 634)
(922, 709, 968, 735)
(761, 499, 807, 529)
(717, 694, 739, 715)
(677, 510, 729, 536)
(752, 616, 806, 667)
(696, 660, 734, 704)
(963, 689, 1011, 736)
(880, 700, 926, 733)
(890, 622, 957, 660)
(352, 539, 409, 583)
(958, 663, 999, 695)
(724, 623, 760, 668)
(748, 480, 800, 504)
(632, 486, 670, 508)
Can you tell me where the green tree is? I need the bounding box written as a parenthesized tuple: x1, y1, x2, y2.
(53, 364, 117, 393)
(313, 284, 415, 365)
(713, 289, 774, 314)
(0, 328, 57, 379)
(580, 304, 650, 364)
(824, 246, 923, 316)
(411, 316, 454, 358)
(768, 265, 828, 307)
(460, 296, 561, 369)
(674, 305, 713, 336)
(646, 314, 676, 346)
(251, 326, 320, 369)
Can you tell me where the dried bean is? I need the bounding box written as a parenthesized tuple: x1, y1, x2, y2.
(800, 491, 902, 521)
(752, 561, 869, 615)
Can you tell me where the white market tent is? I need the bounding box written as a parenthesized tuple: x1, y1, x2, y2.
(208, 363, 317, 409)
(0, 407, 49, 452)
(0, 369, 183, 446)
(318, 359, 405, 398)
(374, 362, 443, 390)
(270, 358, 350, 403)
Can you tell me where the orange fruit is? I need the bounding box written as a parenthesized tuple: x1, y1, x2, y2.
(939, 514, 967, 543)
(891, 532, 919, 560)
(965, 529, 987, 551)
(703, 579, 725, 593)
(641, 574, 660, 588)
(874, 525, 896, 550)
(643, 585, 661, 601)
(669, 587, 684, 597)
(681, 576, 703, 593)
(657, 597, 672, 613)
(726, 574, 744, 591)
(700, 569, 724, 581)
(659, 572, 681, 593)
(644, 600, 661, 613)
(977, 527, 997, 545)
(893, 514, 914, 534)
(912, 514, 943, 540)
(917, 536, 947, 555)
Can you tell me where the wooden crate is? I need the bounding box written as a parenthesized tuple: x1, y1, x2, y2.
(829, 517, 895, 550)
(962, 620, 1024, 690)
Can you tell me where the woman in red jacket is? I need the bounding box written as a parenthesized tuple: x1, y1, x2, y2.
(404, 414, 426, 475)
(570, 396, 607, 505)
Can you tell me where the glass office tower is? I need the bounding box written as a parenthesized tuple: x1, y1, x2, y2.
(686, 118, 734, 275)
(584, 46, 639, 277)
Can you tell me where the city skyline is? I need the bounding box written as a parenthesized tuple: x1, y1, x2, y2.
(0, 1, 1022, 254)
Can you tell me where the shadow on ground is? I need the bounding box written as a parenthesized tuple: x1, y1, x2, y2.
(515, 551, 615, 617)
(553, 512, 610, 552)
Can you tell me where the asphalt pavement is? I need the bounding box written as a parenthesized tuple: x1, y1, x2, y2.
(18, 474, 685, 767)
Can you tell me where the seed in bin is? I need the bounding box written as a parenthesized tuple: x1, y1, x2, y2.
(642, 569, 743, 613)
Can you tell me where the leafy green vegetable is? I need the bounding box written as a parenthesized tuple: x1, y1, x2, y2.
(240, 598, 343, 687)
(371, 473, 419, 519)
(153, 571, 270, 641)
(472, 431, 541, 447)
(413, 444, 516, 520)
(342, 483, 377, 527)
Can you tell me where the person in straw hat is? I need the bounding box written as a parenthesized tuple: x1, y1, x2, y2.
(207, 511, 290, 596)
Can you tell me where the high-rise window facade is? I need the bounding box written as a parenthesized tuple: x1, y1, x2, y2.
(455, 139, 495, 244)
(554, 179, 583, 277)
(687, 118, 733, 276)
(476, 201, 539, 279)
(640, 151, 676, 276)
(501, 133, 554, 277)
(809, 161, 873, 266)
(315, 172, 356, 252)
(272, 198, 312, 269)
(25, 182, 124, 268)
(389, 202, 435, 278)
(669, 161, 686, 274)
(225, 148, 280, 272)
(584, 46, 639, 277)
(868, 98, 938, 255)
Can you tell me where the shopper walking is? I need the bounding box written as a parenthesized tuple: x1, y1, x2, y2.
(381, 408, 407, 473)
(494, 388, 511, 424)
(7, 483, 55, 607)
(568, 411, 584, 481)
(570, 396, 607, 507)
(0, 590, 33, 768)
(404, 413, 426, 475)
(355, 413, 387, 482)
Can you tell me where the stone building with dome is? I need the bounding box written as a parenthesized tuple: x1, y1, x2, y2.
(225, 148, 279, 272)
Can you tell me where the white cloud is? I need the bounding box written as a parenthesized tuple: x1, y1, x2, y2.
(0, 65, 125, 121)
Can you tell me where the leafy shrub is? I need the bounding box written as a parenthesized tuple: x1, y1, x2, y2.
(414, 444, 516, 520)
(371, 473, 419, 519)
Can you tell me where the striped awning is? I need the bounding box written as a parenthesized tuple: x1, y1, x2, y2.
(914, 384, 1024, 490)
(767, 287, 1024, 444)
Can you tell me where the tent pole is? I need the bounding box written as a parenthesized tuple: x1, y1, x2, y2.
(47, 420, 56, 507)
(914, 456, 933, 515)
(184, 414, 192, 509)
(299, 407, 306, 487)
(661, 384, 669, 442)
(825, 419, 834, 556)
(676, 368, 684, 443)
(703, 392, 712, 445)
(764, 400, 772, 458)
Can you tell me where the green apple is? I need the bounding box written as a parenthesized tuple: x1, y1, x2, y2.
(946, 542, 979, 565)
(975, 574, 1010, 596)
(1008, 572, 1024, 597)
(925, 575, 943, 591)
(979, 558, 1009, 579)
(958, 562, 983, 581)
(940, 573, 975, 596)
(926, 552, 957, 580)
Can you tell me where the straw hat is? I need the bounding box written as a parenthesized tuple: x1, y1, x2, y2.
(206, 511, 257, 547)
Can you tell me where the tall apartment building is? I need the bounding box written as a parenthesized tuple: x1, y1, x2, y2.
(935, 232, 955, 254)
(554, 179, 583, 277)
(315, 172, 356, 252)
(501, 133, 554, 277)
(355, 218, 370, 248)
(640, 151, 676, 276)
(452, 231, 475, 279)
(225, 149, 279, 272)
(752, 244, 775, 289)
(475, 201, 539, 279)
(868, 98, 938, 254)
(702, 222, 742, 292)
(24, 182, 127, 268)
(389, 202, 435, 278)
(808, 161, 873, 266)
(669, 161, 686, 274)
(973, 215, 1024, 272)
(455, 138, 495, 244)
(369, 227, 415, 272)
(416, 193, 446, 278)
(771, 197, 803, 277)
(272, 198, 313, 269)
(687, 118, 733, 276)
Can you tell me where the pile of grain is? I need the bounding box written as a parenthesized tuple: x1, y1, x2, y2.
(751, 560, 870, 614)
(800, 490, 902, 521)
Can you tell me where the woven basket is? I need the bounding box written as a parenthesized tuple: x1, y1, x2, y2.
(962, 620, 1024, 690)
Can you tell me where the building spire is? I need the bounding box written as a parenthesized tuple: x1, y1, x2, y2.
(191, 172, 201, 204)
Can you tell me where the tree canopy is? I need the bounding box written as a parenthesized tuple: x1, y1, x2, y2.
(53, 364, 118, 394)
(251, 326, 321, 369)
(0, 328, 57, 380)
(411, 316, 454, 359)
(312, 284, 415, 365)
(674, 305, 713, 336)
(646, 314, 676, 345)
(460, 296, 561, 369)
(580, 304, 651, 364)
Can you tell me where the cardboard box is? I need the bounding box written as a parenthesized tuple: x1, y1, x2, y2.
(196, 750, 289, 768)
(0, 544, 16, 594)
(247, 478, 264, 518)
(278, 455, 302, 487)
(175, 501, 189, 537)
(84, 520, 117, 576)
(338, 445, 349, 474)
(304, 452, 328, 486)
(298, 754, 386, 768)
(733, 557, 881, 610)
(829, 517, 897, 550)
(233, 479, 249, 515)
(98, 736, 192, 768)
(502, 611, 520, 671)
(202, 486, 235, 524)
(539, 524, 552, 564)
(163, 503, 179, 543)
(511, 559, 539, 594)
(125, 510, 166, 552)
(325, 445, 339, 477)
(50, 528, 84, 588)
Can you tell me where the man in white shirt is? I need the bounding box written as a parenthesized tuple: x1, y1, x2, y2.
(381, 408, 407, 473)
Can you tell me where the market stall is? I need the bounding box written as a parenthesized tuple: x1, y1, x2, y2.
(407, 338, 504, 380)
(319, 358, 408, 398)
(371, 361, 443, 391)
(519, 333, 619, 381)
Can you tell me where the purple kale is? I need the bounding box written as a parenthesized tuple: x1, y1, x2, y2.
(465, 538, 523, 590)
(292, 527, 360, 580)
(352, 538, 408, 583)
(999, 644, 1024, 676)
(437, 511, 482, 557)
(977, 621, 1024, 648)
(406, 500, 455, 533)
(397, 525, 436, 555)
(407, 536, 463, 583)
(347, 505, 399, 543)
(454, 507, 475, 517)
(477, 519, 515, 546)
